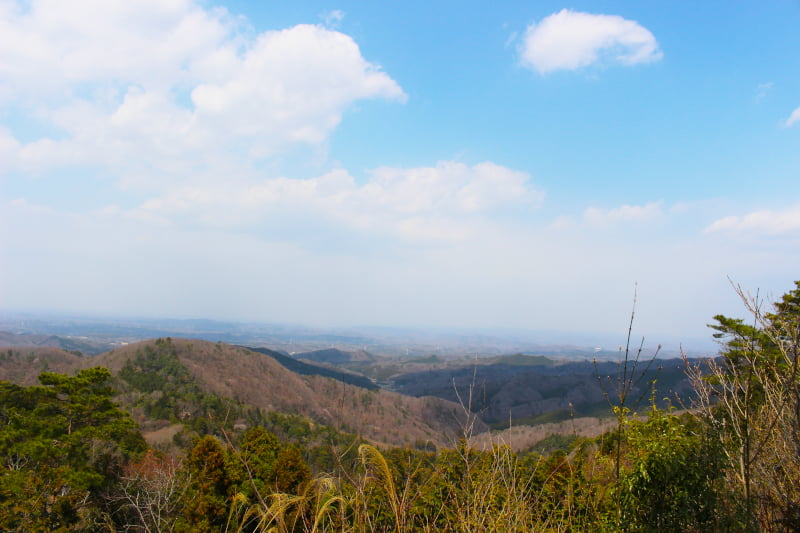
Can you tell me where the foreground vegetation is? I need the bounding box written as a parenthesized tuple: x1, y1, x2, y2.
(1, 282, 799, 531)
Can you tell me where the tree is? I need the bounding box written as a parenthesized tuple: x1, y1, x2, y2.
(691, 281, 800, 530)
(274, 445, 311, 494)
(110, 450, 186, 533)
(0, 367, 146, 531)
(618, 406, 726, 532)
(234, 426, 281, 499)
(178, 436, 231, 532)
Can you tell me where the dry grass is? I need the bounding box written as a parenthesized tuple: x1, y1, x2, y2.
(228, 441, 600, 533)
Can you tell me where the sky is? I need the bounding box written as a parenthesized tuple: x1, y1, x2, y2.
(1, 0, 799, 346)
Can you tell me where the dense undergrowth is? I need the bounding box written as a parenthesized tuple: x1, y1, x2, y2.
(1, 281, 799, 531)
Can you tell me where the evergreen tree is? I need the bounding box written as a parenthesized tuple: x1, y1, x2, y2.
(179, 435, 232, 532)
(0, 367, 146, 531)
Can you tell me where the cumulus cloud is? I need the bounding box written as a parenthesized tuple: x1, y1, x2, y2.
(134, 161, 544, 242)
(0, 0, 233, 100)
(0, 2, 540, 251)
(785, 107, 800, 128)
(583, 201, 663, 225)
(520, 9, 662, 74)
(191, 24, 405, 147)
(0, 1, 405, 186)
(706, 205, 800, 236)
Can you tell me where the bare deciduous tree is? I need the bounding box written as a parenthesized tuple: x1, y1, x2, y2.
(110, 451, 187, 533)
(687, 281, 800, 531)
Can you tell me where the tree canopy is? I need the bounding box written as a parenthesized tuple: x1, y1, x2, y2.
(0, 367, 146, 531)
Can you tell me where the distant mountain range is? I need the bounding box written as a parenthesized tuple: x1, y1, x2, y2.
(0, 328, 703, 451)
(0, 311, 716, 357)
(291, 347, 379, 364)
(0, 331, 111, 355)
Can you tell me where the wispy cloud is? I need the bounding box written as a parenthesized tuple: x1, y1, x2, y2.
(583, 201, 663, 225)
(322, 9, 345, 29)
(785, 106, 800, 128)
(755, 82, 773, 102)
(706, 205, 800, 236)
(519, 9, 662, 74)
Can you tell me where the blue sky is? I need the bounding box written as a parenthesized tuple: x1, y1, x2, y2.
(1, 0, 799, 347)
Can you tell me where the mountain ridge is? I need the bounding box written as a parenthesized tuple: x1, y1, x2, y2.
(0, 337, 472, 448)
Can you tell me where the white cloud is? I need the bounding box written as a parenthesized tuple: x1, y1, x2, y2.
(133, 161, 544, 243)
(584, 201, 663, 225)
(190, 24, 405, 148)
(365, 161, 541, 214)
(785, 106, 800, 128)
(706, 205, 800, 235)
(0, 1, 405, 187)
(520, 9, 662, 74)
(0, 0, 233, 100)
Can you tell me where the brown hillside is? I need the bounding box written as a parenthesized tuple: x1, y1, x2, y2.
(0, 347, 86, 385)
(94, 338, 474, 448)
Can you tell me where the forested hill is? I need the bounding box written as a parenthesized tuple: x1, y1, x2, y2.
(390, 355, 695, 426)
(1, 281, 799, 532)
(0, 338, 470, 448)
(0, 360, 733, 532)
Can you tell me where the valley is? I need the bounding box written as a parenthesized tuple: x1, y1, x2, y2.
(0, 319, 695, 453)
(2, 282, 798, 532)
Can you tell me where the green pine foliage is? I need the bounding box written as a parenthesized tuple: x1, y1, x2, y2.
(0, 367, 146, 531)
(119, 338, 236, 428)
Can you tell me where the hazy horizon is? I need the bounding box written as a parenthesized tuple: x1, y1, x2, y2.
(0, 307, 717, 354)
